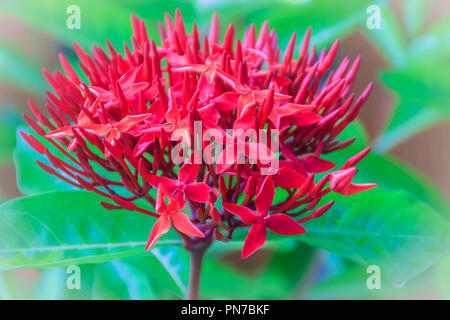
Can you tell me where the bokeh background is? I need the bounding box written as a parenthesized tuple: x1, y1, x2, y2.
(0, 0, 449, 299)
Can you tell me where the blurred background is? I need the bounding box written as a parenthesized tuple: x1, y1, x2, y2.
(0, 0, 449, 299)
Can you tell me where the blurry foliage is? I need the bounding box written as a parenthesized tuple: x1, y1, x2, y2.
(368, 1, 450, 152)
(0, 0, 449, 299)
(0, 106, 24, 166)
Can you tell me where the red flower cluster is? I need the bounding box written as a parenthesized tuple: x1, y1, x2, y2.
(22, 10, 376, 258)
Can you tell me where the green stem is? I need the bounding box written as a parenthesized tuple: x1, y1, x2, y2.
(187, 247, 207, 300)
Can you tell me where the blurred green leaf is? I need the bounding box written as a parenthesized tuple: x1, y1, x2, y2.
(14, 127, 78, 194)
(201, 241, 314, 299)
(116, 246, 190, 299)
(300, 188, 450, 284)
(309, 259, 438, 299)
(436, 256, 450, 299)
(403, 0, 427, 40)
(0, 270, 38, 299)
(409, 13, 450, 62)
(0, 0, 195, 50)
(0, 271, 16, 299)
(90, 262, 131, 299)
(110, 259, 157, 299)
(32, 267, 66, 299)
(373, 101, 441, 154)
(197, 0, 384, 48)
(29, 250, 188, 300)
(0, 107, 24, 165)
(0, 191, 182, 270)
(0, 0, 132, 49)
(364, 2, 408, 68)
(374, 12, 450, 151)
(0, 43, 45, 92)
(200, 254, 258, 299)
(375, 59, 450, 152)
(256, 242, 316, 299)
(382, 62, 450, 115)
(325, 121, 450, 214)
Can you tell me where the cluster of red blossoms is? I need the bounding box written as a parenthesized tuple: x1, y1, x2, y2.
(22, 11, 376, 258)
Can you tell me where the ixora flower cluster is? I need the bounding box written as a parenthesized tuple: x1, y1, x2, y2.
(22, 11, 376, 259)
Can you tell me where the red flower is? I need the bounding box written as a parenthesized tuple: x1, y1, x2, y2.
(146, 184, 205, 250)
(45, 113, 151, 144)
(223, 176, 305, 258)
(330, 168, 376, 196)
(23, 10, 376, 259)
(146, 163, 219, 203)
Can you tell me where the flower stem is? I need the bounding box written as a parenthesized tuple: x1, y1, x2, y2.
(187, 247, 206, 300)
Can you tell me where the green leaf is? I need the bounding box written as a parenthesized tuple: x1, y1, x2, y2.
(116, 246, 189, 299)
(200, 254, 259, 299)
(110, 259, 156, 299)
(256, 242, 316, 299)
(90, 262, 131, 299)
(381, 62, 450, 116)
(0, 191, 181, 270)
(300, 188, 450, 284)
(150, 246, 189, 296)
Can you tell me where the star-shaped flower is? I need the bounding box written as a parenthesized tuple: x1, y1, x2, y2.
(146, 184, 205, 250)
(223, 176, 306, 258)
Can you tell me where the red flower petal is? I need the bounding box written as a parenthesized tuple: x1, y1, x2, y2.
(178, 163, 199, 184)
(215, 145, 237, 174)
(289, 111, 322, 127)
(242, 222, 267, 258)
(184, 182, 215, 203)
(330, 168, 356, 192)
(155, 184, 168, 213)
(146, 174, 178, 193)
(342, 183, 377, 196)
(145, 215, 171, 250)
(214, 92, 240, 111)
(238, 142, 275, 163)
(273, 167, 306, 189)
(255, 176, 275, 216)
(170, 212, 205, 238)
(116, 113, 151, 132)
(222, 202, 260, 224)
(302, 155, 336, 173)
(45, 126, 75, 139)
(265, 214, 306, 235)
(81, 124, 110, 136)
(132, 133, 156, 157)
